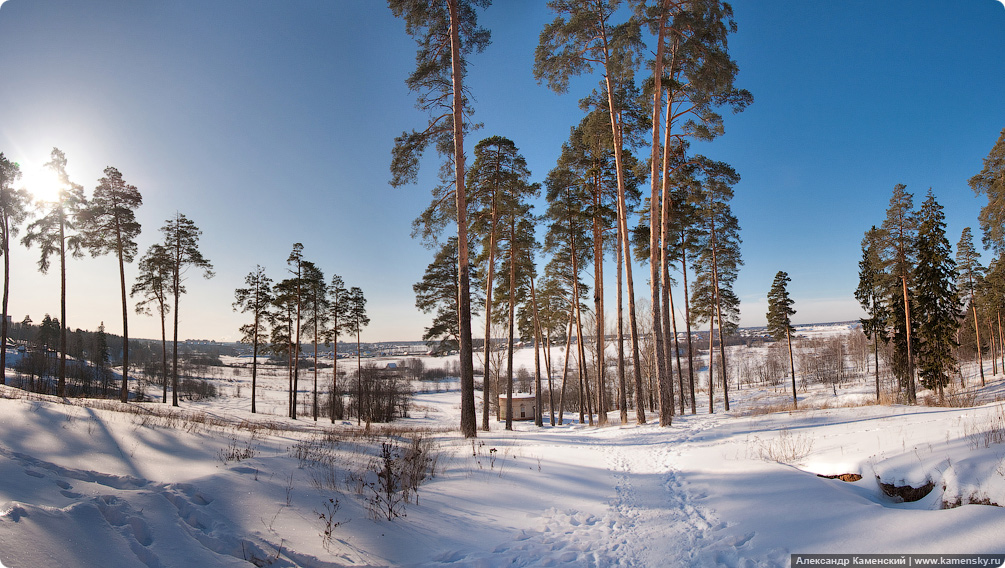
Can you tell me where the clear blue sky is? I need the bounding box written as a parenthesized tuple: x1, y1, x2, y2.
(0, 0, 1003, 343)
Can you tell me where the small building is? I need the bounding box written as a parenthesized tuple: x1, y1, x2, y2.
(498, 393, 536, 422)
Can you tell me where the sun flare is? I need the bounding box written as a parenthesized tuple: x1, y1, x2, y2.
(19, 162, 64, 203)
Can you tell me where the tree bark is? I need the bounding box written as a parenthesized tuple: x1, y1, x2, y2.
(448, 0, 477, 438)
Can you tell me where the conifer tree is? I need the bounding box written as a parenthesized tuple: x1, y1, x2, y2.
(956, 227, 986, 386)
(536, 0, 651, 424)
(970, 127, 1005, 255)
(856, 226, 887, 400)
(21, 148, 85, 397)
(0, 153, 31, 385)
(494, 210, 538, 430)
(301, 261, 329, 421)
(766, 271, 797, 407)
(80, 166, 142, 402)
(913, 190, 960, 398)
(132, 244, 172, 402)
(233, 265, 273, 414)
(160, 212, 213, 407)
(413, 237, 481, 356)
(467, 135, 538, 429)
(635, 0, 752, 426)
(327, 274, 349, 422)
(689, 158, 741, 413)
(390, 0, 491, 439)
(272, 277, 298, 413)
(346, 286, 369, 424)
(879, 184, 918, 403)
(286, 243, 305, 419)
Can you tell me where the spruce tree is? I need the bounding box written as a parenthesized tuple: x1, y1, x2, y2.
(855, 226, 887, 400)
(766, 271, 797, 407)
(913, 190, 960, 398)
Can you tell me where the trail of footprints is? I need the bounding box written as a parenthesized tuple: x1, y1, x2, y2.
(5, 446, 294, 568)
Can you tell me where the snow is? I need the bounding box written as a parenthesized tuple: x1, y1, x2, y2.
(2, 326, 1005, 567)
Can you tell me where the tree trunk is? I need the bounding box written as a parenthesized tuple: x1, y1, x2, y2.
(558, 312, 574, 426)
(972, 298, 983, 387)
(787, 325, 797, 408)
(680, 235, 697, 414)
(1, 231, 9, 386)
(448, 0, 477, 439)
(901, 275, 916, 403)
(616, 225, 628, 424)
(160, 303, 168, 403)
(598, 25, 641, 426)
(59, 216, 67, 397)
(117, 223, 130, 403)
(530, 276, 544, 427)
(505, 218, 516, 431)
(592, 183, 607, 425)
(252, 319, 258, 414)
(648, 5, 671, 427)
(481, 192, 499, 431)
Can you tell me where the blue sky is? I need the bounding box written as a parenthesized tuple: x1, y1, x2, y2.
(0, 0, 1003, 343)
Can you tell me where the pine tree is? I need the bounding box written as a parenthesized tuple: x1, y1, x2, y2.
(635, 0, 752, 426)
(855, 226, 887, 400)
(390, 0, 491, 439)
(21, 148, 85, 397)
(766, 271, 797, 407)
(467, 135, 538, 429)
(233, 265, 273, 414)
(689, 158, 742, 413)
(160, 212, 213, 407)
(301, 261, 329, 421)
(956, 227, 986, 386)
(346, 286, 369, 424)
(413, 237, 480, 355)
(879, 184, 918, 403)
(286, 243, 305, 419)
(970, 127, 1005, 255)
(0, 153, 31, 385)
(272, 277, 298, 413)
(327, 274, 349, 422)
(536, 1, 651, 424)
(80, 166, 142, 403)
(132, 244, 173, 402)
(913, 190, 960, 398)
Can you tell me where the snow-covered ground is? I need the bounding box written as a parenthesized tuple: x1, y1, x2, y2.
(3, 326, 1005, 567)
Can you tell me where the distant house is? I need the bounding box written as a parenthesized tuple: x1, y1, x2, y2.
(498, 393, 536, 422)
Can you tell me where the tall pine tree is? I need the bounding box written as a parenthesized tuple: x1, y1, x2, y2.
(766, 271, 797, 407)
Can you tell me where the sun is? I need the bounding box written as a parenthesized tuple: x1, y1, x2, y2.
(18, 161, 64, 203)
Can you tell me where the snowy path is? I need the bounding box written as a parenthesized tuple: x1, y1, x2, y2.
(421, 413, 760, 567)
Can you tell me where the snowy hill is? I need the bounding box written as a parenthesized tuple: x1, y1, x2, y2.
(2, 323, 1005, 566)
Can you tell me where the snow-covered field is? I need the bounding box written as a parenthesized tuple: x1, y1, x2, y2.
(3, 325, 1005, 567)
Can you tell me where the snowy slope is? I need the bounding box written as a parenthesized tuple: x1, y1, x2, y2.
(3, 336, 1005, 567)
